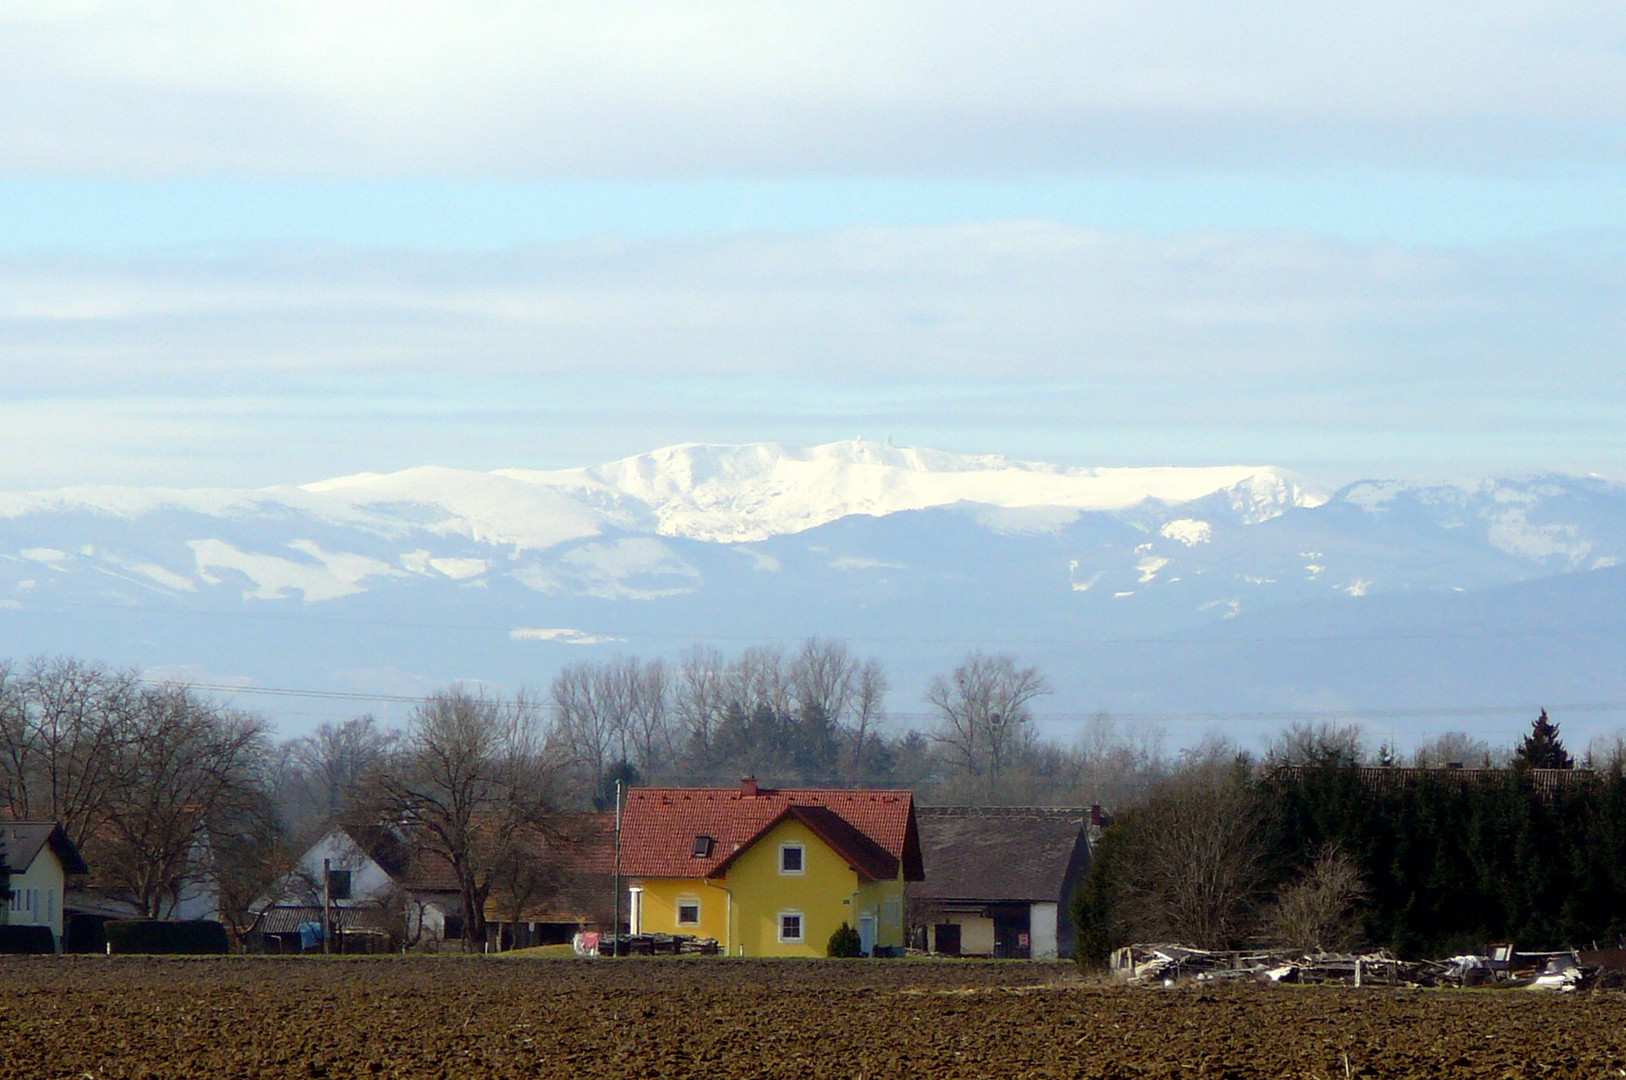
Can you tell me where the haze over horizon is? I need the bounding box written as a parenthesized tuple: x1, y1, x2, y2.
(2, 3, 1623, 492)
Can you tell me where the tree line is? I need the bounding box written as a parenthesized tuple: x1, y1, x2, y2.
(1072, 713, 1626, 965)
(16, 647, 1609, 959)
(1, 645, 1134, 947)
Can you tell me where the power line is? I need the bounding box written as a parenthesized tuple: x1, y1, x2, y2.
(135, 678, 1626, 728)
(13, 593, 1626, 648)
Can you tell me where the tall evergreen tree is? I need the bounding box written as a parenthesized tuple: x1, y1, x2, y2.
(1515, 709, 1574, 770)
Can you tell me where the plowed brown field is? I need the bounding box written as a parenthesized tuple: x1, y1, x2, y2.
(4, 956, 1625, 1079)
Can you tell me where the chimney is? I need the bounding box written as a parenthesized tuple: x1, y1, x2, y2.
(1089, 805, 1105, 827)
(740, 776, 759, 798)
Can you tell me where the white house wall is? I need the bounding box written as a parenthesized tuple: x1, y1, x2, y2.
(7, 848, 66, 948)
(1030, 902, 1059, 960)
(286, 830, 399, 909)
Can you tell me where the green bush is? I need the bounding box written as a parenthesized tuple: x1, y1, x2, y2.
(826, 921, 863, 958)
(0, 925, 56, 954)
(106, 919, 231, 955)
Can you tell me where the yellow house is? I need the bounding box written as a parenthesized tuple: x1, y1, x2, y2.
(2, 821, 88, 952)
(618, 779, 924, 957)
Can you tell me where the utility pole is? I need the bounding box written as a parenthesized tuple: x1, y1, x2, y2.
(322, 857, 332, 955)
(611, 778, 623, 958)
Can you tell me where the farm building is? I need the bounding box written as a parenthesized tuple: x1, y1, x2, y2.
(618, 778, 923, 957)
(250, 825, 463, 952)
(909, 806, 1095, 959)
(2, 821, 88, 952)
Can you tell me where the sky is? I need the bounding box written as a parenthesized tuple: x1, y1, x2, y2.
(2, 2, 1623, 491)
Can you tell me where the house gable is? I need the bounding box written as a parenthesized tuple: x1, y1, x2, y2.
(722, 816, 862, 956)
(619, 782, 917, 956)
(708, 805, 900, 883)
(275, 828, 401, 909)
(3, 822, 84, 946)
(619, 783, 921, 881)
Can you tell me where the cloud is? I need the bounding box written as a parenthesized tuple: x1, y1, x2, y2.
(1, 224, 1619, 389)
(2, 3, 1623, 177)
(0, 222, 1621, 487)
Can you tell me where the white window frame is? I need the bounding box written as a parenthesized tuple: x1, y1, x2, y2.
(778, 843, 806, 875)
(777, 910, 805, 944)
(676, 896, 701, 927)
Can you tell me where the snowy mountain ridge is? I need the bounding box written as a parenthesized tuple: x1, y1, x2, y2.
(4, 441, 1625, 735)
(0, 439, 1323, 549)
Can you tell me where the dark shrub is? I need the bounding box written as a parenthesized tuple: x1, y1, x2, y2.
(0, 925, 56, 954)
(106, 919, 231, 955)
(65, 913, 107, 954)
(827, 921, 863, 958)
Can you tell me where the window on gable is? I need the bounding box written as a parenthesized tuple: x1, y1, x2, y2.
(778, 911, 804, 943)
(691, 835, 714, 858)
(326, 869, 352, 901)
(676, 899, 700, 926)
(779, 844, 805, 875)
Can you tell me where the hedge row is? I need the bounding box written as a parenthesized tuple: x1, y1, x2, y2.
(0, 925, 56, 954)
(106, 919, 230, 954)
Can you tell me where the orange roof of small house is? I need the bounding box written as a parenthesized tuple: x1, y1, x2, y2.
(618, 781, 924, 882)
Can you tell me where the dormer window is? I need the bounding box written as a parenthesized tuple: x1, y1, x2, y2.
(779, 843, 805, 875)
(692, 835, 715, 858)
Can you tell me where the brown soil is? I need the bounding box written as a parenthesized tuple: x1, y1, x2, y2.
(3, 955, 1624, 1079)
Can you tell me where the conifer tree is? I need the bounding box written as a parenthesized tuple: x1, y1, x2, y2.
(1514, 709, 1574, 770)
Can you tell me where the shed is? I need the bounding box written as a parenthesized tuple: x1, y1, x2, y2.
(910, 806, 1093, 960)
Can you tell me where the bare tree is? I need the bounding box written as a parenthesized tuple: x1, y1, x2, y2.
(728, 644, 792, 719)
(90, 683, 277, 920)
(1073, 713, 1168, 808)
(790, 638, 857, 728)
(0, 656, 137, 851)
(926, 652, 1050, 799)
(848, 657, 889, 777)
(1262, 844, 1368, 952)
(549, 661, 628, 799)
(623, 658, 673, 779)
(673, 644, 729, 766)
(370, 688, 559, 951)
(282, 714, 400, 835)
(1109, 768, 1269, 949)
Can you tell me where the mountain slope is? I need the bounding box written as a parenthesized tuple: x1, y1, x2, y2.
(2, 441, 1623, 742)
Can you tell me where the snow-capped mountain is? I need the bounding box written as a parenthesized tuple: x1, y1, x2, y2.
(2, 440, 1623, 742)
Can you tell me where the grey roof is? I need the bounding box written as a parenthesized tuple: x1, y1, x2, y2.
(254, 905, 394, 935)
(912, 806, 1090, 904)
(2, 821, 89, 875)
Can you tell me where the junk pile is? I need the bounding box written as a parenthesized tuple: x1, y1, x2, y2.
(1111, 943, 1626, 991)
(590, 932, 721, 956)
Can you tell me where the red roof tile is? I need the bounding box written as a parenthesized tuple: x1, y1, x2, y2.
(618, 784, 923, 881)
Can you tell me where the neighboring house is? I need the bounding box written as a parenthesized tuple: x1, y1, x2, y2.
(66, 825, 226, 936)
(2, 821, 89, 952)
(251, 826, 463, 952)
(909, 806, 1095, 960)
(618, 778, 924, 957)
(485, 812, 617, 952)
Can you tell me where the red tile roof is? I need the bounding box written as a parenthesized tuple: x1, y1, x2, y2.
(618, 784, 923, 882)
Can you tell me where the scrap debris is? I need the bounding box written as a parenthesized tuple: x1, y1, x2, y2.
(1111, 943, 1626, 991)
